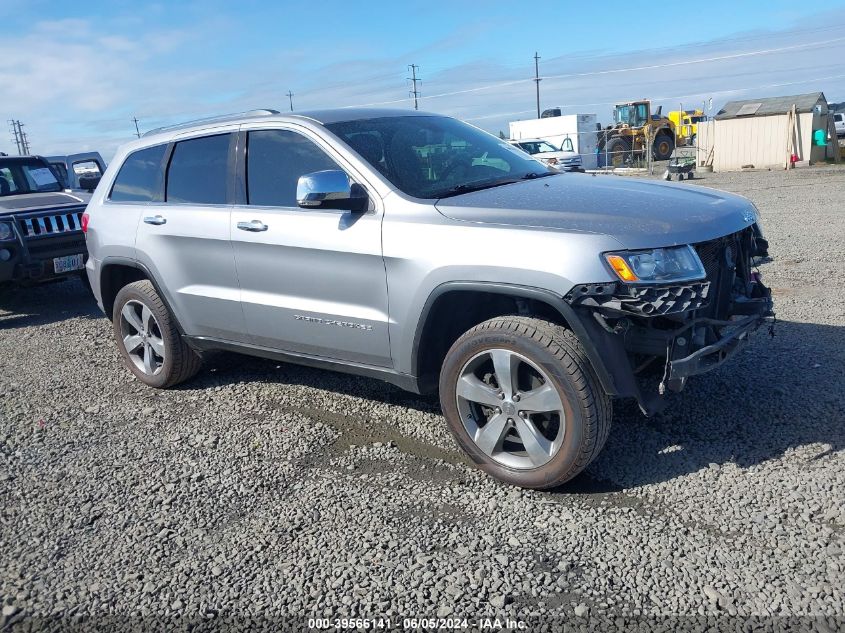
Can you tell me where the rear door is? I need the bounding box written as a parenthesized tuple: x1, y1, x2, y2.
(133, 128, 248, 342)
(230, 124, 390, 367)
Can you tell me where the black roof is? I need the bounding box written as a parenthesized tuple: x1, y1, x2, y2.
(715, 92, 826, 120)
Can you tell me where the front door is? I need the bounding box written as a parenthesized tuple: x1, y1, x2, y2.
(230, 126, 390, 367)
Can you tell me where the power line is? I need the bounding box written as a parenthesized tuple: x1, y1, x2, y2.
(286, 90, 294, 111)
(407, 64, 421, 110)
(463, 72, 845, 122)
(340, 35, 845, 109)
(533, 52, 541, 118)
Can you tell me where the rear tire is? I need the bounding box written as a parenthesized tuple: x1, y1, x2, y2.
(605, 137, 631, 167)
(112, 280, 202, 388)
(439, 316, 612, 489)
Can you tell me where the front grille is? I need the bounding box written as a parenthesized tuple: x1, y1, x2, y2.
(18, 211, 83, 237)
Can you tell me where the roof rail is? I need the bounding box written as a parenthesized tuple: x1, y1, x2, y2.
(142, 109, 282, 137)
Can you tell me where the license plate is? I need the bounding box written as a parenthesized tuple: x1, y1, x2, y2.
(53, 254, 84, 274)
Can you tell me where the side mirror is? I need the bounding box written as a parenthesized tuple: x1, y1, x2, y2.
(296, 170, 368, 212)
(78, 175, 101, 191)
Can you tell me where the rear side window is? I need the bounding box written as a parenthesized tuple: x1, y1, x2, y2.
(73, 160, 103, 177)
(110, 144, 167, 202)
(247, 130, 341, 206)
(166, 134, 231, 204)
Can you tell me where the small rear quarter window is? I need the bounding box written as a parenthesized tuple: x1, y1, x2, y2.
(110, 144, 167, 202)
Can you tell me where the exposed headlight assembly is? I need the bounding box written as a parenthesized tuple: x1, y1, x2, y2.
(0, 221, 13, 241)
(604, 245, 705, 283)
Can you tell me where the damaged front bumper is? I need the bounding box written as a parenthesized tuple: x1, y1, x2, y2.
(664, 311, 771, 389)
(564, 226, 773, 415)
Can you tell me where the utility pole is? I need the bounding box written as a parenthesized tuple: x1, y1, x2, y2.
(407, 64, 421, 110)
(19, 122, 30, 155)
(9, 120, 30, 155)
(286, 91, 294, 112)
(8, 120, 22, 155)
(533, 52, 541, 119)
(133, 116, 141, 139)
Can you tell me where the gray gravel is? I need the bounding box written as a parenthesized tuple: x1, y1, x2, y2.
(1, 166, 844, 630)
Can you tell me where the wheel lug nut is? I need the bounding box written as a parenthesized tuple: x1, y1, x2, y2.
(507, 418, 514, 424)
(513, 394, 520, 402)
(519, 411, 526, 417)
(498, 392, 505, 400)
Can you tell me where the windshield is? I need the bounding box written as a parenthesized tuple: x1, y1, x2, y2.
(0, 159, 63, 196)
(326, 116, 552, 199)
(615, 103, 648, 127)
(516, 141, 559, 154)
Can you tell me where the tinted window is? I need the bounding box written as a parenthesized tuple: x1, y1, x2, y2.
(110, 144, 167, 202)
(166, 134, 231, 204)
(247, 130, 341, 206)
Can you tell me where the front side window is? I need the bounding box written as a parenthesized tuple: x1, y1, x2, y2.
(0, 167, 18, 195)
(110, 144, 167, 202)
(327, 116, 551, 199)
(166, 134, 231, 204)
(247, 130, 341, 206)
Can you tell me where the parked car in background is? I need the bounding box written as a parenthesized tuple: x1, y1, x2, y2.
(0, 155, 88, 287)
(834, 112, 845, 138)
(84, 108, 772, 489)
(46, 152, 106, 192)
(508, 137, 582, 171)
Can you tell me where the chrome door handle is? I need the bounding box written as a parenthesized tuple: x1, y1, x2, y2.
(143, 215, 167, 226)
(237, 220, 268, 232)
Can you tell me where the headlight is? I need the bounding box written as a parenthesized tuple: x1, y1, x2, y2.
(0, 221, 13, 241)
(604, 245, 705, 283)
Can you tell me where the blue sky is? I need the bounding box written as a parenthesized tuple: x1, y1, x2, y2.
(2, 0, 844, 158)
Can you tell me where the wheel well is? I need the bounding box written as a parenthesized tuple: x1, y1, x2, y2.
(415, 290, 569, 392)
(100, 264, 148, 319)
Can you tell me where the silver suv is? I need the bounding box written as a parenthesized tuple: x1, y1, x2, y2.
(84, 108, 772, 489)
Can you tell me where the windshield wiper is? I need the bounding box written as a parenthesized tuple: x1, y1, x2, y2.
(436, 178, 520, 199)
(521, 171, 557, 180)
(437, 172, 557, 199)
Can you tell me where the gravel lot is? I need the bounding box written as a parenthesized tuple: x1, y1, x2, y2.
(1, 166, 843, 631)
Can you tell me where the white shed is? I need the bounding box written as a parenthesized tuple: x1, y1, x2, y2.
(696, 92, 839, 171)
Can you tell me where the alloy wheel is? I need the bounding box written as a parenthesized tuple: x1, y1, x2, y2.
(119, 300, 165, 376)
(455, 348, 566, 470)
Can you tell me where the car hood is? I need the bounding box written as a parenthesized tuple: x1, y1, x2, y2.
(0, 191, 87, 213)
(435, 173, 756, 249)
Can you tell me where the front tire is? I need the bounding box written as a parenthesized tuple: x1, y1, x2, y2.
(439, 316, 612, 489)
(653, 133, 675, 161)
(112, 280, 202, 388)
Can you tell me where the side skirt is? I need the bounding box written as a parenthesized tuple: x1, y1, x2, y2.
(183, 335, 423, 394)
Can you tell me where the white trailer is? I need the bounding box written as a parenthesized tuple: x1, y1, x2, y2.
(509, 114, 599, 170)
